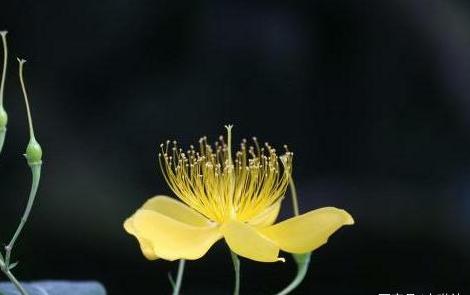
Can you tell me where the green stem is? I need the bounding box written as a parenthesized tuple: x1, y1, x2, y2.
(0, 258, 28, 295)
(230, 251, 240, 295)
(5, 163, 41, 267)
(0, 31, 7, 107)
(4, 271, 28, 295)
(0, 31, 8, 155)
(171, 259, 185, 295)
(275, 254, 311, 295)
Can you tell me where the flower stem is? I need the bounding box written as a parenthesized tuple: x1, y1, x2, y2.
(4, 59, 42, 273)
(0, 256, 28, 295)
(274, 177, 312, 295)
(274, 253, 311, 295)
(0, 31, 7, 107)
(1, 59, 42, 295)
(230, 250, 240, 295)
(0, 31, 8, 155)
(3, 270, 28, 295)
(5, 163, 41, 267)
(171, 259, 185, 295)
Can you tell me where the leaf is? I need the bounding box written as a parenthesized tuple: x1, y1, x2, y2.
(167, 272, 176, 289)
(7, 261, 18, 270)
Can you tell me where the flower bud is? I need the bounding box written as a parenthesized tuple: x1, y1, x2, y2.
(25, 138, 42, 165)
(0, 106, 7, 128)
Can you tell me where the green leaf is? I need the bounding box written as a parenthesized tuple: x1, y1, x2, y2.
(167, 272, 176, 289)
(7, 261, 18, 270)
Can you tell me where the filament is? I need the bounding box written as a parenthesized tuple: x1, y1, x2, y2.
(158, 128, 293, 223)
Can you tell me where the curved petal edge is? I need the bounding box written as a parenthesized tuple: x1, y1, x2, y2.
(260, 207, 354, 254)
(221, 219, 282, 263)
(124, 208, 221, 261)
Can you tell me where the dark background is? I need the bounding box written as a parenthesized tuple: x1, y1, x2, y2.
(1, 0, 469, 294)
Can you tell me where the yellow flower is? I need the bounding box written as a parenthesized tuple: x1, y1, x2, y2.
(124, 126, 353, 262)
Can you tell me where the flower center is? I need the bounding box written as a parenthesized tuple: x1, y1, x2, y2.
(158, 126, 293, 223)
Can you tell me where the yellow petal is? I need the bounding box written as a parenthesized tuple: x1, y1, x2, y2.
(124, 217, 159, 260)
(221, 219, 281, 262)
(141, 195, 211, 226)
(248, 202, 281, 227)
(260, 207, 354, 254)
(128, 209, 221, 261)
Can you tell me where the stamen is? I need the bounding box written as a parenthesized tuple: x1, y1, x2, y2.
(158, 127, 293, 223)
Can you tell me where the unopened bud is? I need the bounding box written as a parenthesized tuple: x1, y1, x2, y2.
(0, 106, 7, 128)
(25, 138, 42, 165)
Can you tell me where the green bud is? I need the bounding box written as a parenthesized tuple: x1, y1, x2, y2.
(25, 138, 42, 165)
(0, 106, 7, 128)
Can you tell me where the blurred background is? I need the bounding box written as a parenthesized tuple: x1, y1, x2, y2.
(1, 0, 469, 294)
